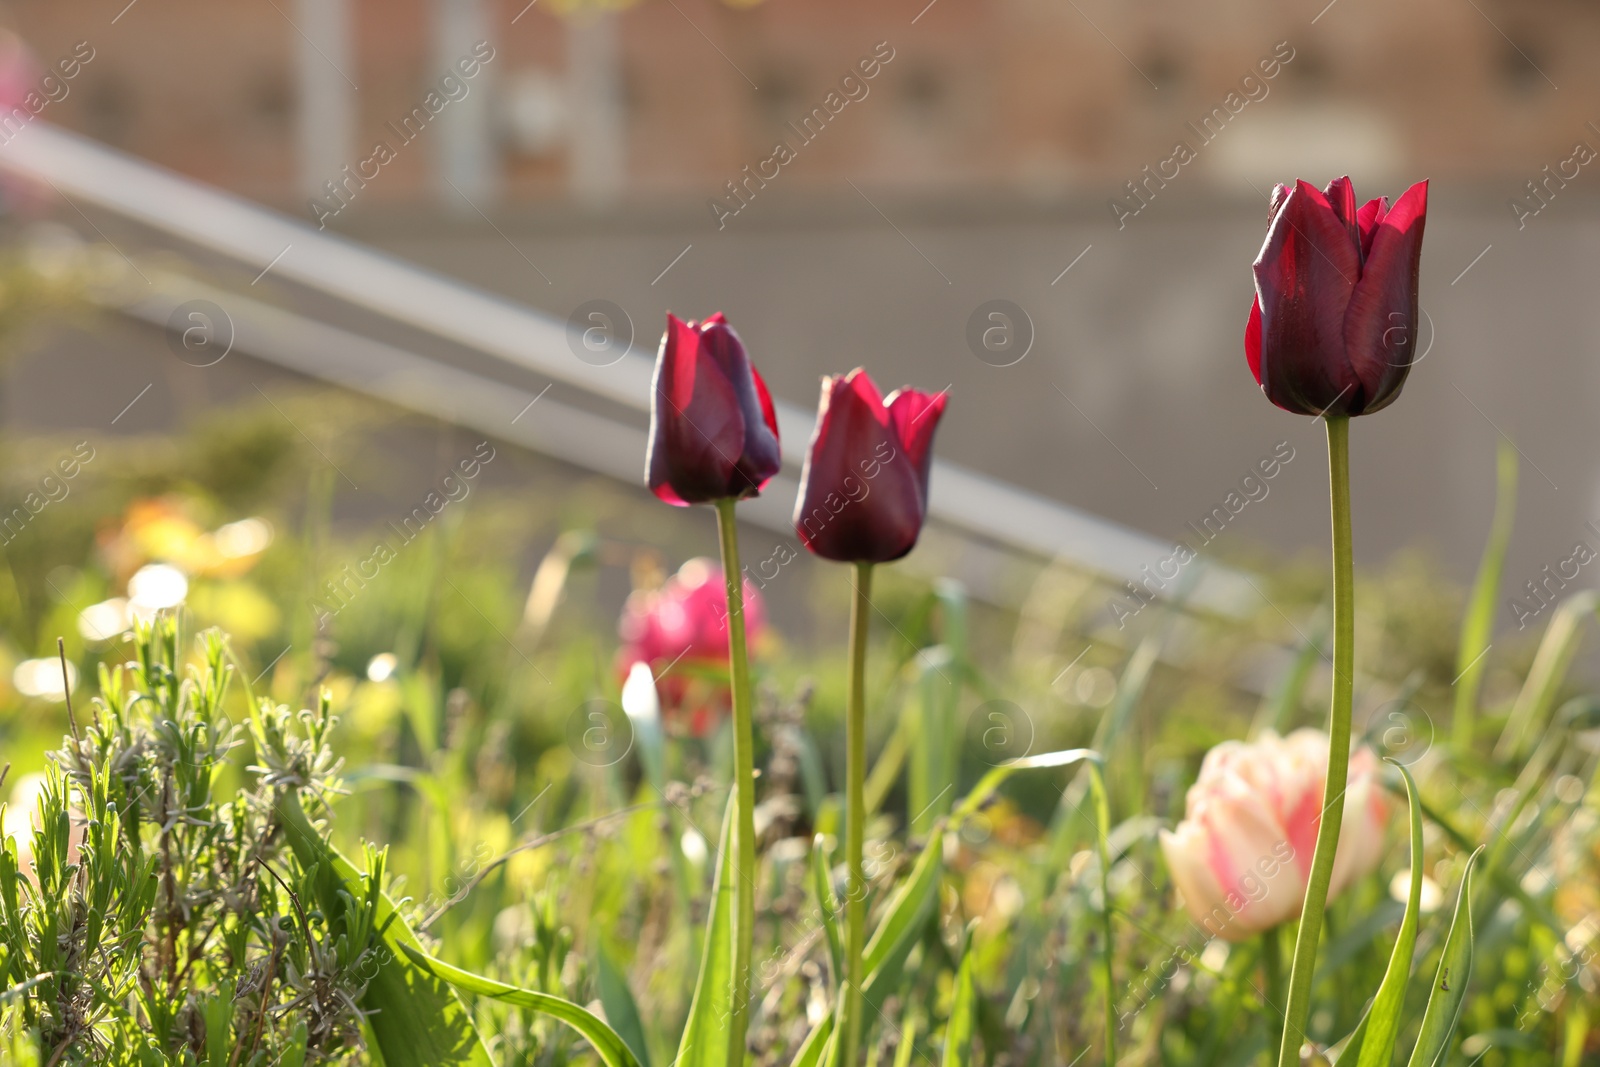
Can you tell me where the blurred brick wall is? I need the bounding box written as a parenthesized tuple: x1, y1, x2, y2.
(1, 0, 1595, 207)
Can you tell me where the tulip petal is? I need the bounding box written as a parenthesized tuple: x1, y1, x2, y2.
(794, 370, 927, 563)
(1161, 825, 1233, 938)
(1253, 180, 1362, 415)
(1266, 183, 1292, 227)
(647, 315, 745, 505)
(646, 313, 782, 504)
(1323, 176, 1361, 258)
(1342, 180, 1428, 415)
(842, 365, 887, 417)
(885, 387, 947, 502)
(1356, 196, 1389, 261)
(746, 364, 782, 494)
(699, 317, 782, 496)
(1245, 297, 1263, 386)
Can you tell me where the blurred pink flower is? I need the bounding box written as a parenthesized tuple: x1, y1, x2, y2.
(1159, 729, 1393, 941)
(0, 30, 38, 110)
(617, 557, 766, 735)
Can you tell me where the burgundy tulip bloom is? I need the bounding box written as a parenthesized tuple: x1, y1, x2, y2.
(647, 313, 782, 505)
(794, 369, 946, 563)
(1246, 176, 1428, 417)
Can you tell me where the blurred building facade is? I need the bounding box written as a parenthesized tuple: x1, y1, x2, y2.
(2, 0, 1595, 216)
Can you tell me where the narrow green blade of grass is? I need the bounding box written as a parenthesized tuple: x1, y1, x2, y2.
(598, 946, 654, 1067)
(275, 792, 493, 1067)
(1352, 762, 1426, 1067)
(1250, 606, 1329, 738)
(908, 646, 959, 835)
(399, 945, 642, 1067)
(892, 1003, 920, 1067)
(940, 946, 977, 1067)
(792, 1013, 834, 1067)
(1404, 847, 1485, 1067)
(1452, 440, 1516, 746)
(861, 833, 942, 978)
(1086, 760, 1117, 1067)
(1495, 592, 1600, 760)
(674, 793, 737, 1067)
(811, 835, 844, 980)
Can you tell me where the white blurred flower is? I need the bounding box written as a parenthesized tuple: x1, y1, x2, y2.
(1388, 868, 1443, 913)
(77, 597, 130, 642)
(128, 563, 188, 614)
(13, 657, 75, 700)
(680, 827, 709, 866)
(620, 661, 661, 728)
(366, 652, 397, 683)
(213, 517, 272, 559)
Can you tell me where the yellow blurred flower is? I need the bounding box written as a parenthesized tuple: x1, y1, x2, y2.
(100, 497, 273, 581)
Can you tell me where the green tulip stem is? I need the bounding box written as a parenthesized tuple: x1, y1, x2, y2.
(840, 560, 874, 1067)
(1261, 926, 1283, 1016)
(1086, 759, 1117, 1067)
(1276, 414, 1354, 1067)
(713, 498, 757, 1067)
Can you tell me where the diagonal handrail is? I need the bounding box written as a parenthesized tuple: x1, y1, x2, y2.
(0, 120, 1253, 617)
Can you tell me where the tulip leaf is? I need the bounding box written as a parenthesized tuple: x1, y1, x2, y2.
(275, 791, 493, 1067)
(810, 835, 843, 981)
(1404, 846, 1485, 1067)
(598, 946, 654, 1067)
(674, 794, 737, 1067)
(940, 945, 977, 1067)
(1331, 1013, 1371, 1067)
(861, 832, 942, 979)
(791, 1013, 834, 1067)
(399, 945, 642, 1067)
(953, 748, 1100, 823)
(1352, 762, 1426, 1067)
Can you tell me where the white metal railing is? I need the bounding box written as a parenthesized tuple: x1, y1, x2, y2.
(0, 121, 1254, 617)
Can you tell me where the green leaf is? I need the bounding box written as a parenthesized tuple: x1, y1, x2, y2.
(1352, 762, 1426, 1067)
(1495, 592, 1600, 760)
(861, 834, 942, 979)
(1452, 439, 1516, 744)
(810, 835, 843, 981)
(791, 1014, 834, 1067)
(940, 946, 977, 1067)
(598, 946, 653, 1067)
(892, 1003, 920, 1067)
(1404, 847, 1485, 1067)
(674, 794, 737, 1067)
(399, 945, 642, 1067)
(954, 748, 1099, 823)
(275, 791, 493, 1067)
(907, 646, 960, 835)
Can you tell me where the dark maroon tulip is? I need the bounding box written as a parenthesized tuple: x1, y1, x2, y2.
(793, 369, 946, 563)
(647, 313, 782, 505)
(1246, 176, 1428, 417)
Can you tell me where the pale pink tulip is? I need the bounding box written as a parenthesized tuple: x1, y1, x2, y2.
(1159, 729, 1392, 941)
